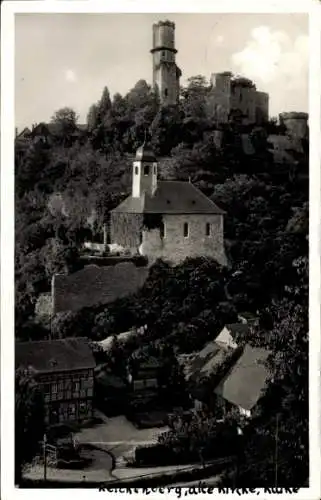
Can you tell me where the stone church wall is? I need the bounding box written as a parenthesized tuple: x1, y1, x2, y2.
(52, 262, 148, 314)
(140, 213, 227, 266)
(110, 212, 144, 252)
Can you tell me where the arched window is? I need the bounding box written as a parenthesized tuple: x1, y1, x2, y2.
(144, 165, 150, 176)
(206, 223, 211, 236)
(153, 165, 157, 175)
(164, 88, 168, 97)
(184, 222, 189, 238)
(135, 166, 139, 175)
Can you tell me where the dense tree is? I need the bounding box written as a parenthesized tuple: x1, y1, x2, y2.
(87, 103, 99, 131)
(15, 368, 45, 483)
(50, 107, 78, 143)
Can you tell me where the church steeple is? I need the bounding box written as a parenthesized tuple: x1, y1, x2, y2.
(132, 140, 158, 198)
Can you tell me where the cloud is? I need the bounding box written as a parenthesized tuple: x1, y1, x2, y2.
(231, 26, 308, 86)
(64, 69, 77, 83)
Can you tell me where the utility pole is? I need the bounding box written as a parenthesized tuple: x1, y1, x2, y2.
(43, 433, 47, 482)
(274, 414, 279, 487)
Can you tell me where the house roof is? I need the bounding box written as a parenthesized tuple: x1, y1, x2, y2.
(215, 324, 250, 349)
(30, 123, 87, 137)
(16, 127, 32, 139)
(15, 337, 96, 373)
(111, 181, 225, 215)
(214, 344, 271, 411)
(178, 340, 233, 383)
(224, 323, 250, 336)
(237, 312, 257, 323)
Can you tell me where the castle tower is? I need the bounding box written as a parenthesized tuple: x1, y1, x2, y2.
(151, 20, 181, 106)
(279, 112, 309, 139)
(132, 143, 158, 198)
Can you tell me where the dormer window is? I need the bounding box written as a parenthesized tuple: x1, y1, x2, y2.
(144, 165, 150, 176)
(135, 166, 139, 175)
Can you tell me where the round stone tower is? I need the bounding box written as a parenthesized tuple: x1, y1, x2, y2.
(279, 112, 308, 139)
(151, 20, 181, 106)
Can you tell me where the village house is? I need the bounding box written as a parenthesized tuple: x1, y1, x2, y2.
(15, 337, 96, 425)
(215, 323, 250, 350)
(110, 144, 227, 266)
(128, 354, 164, 399)
(214, 344, 271, 418)
(16, 122, 88, 146)
(237, 312, 257, 325)
(177, 338, 242, 411)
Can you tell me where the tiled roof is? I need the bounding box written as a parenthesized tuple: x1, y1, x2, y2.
(111, 181, 225, 215)
(15, 337, 96, 373)
(178, 340, 233, 383)
(214, 345, 271, 411)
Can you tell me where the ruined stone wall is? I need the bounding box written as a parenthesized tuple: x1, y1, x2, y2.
(279, 112, 308, 139)
(255, 91, 269, 124)
(230, 86, 256, 124)
(140, 214, 227, 266)
(110, 212, 144, 252)
(207, 74, 231, 124)
(52, 262, 149, 314)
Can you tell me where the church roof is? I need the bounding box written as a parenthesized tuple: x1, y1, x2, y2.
(135, 144, 157, 162)
(111, 181, 225, 215)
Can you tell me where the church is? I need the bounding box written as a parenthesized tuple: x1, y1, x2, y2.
(110, 145, 227, 266)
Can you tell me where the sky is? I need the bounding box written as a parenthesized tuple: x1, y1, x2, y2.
(15, 13, 308, 129)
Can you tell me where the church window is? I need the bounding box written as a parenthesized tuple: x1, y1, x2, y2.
(135, 166, 139, 175)
(160, 221, 165, 239)
(183, 222, 189, 238)
(206, 223, 211, 236)
(162, 51, 165, 57)
(153, 165, 157, 175)
(144, 165, 150, 176)
(164, 88, 168, 97)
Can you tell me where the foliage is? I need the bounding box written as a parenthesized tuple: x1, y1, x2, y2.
(15, 75, 308, 486)
(15, 368, 45, 483)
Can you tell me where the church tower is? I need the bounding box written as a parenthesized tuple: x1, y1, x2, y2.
(132, 143, 158, 198)
(151, 20, 181, 106)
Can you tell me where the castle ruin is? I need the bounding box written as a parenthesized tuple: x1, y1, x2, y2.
(151, 20, 181, 106)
